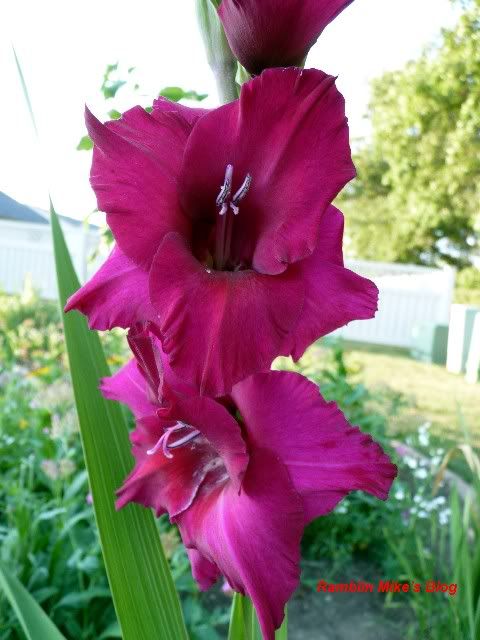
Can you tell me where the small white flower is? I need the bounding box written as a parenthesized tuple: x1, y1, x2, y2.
(414, 468, 428, 480)
(439, 508, 451, 525)
(405, 456, 418, 470)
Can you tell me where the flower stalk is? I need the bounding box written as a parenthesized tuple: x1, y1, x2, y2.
(195, 0, 238, 103)
(63, 1, 399, 638)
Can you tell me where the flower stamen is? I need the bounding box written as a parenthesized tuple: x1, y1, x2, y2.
(216, 164, 233, 215)
(214, 164, 252, 269)
(146, 421, 199, 458)
(230, 174, 252, 215)
(168, 429, 201, 449)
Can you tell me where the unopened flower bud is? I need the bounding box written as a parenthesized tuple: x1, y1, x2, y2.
(218, 0, 354, 75)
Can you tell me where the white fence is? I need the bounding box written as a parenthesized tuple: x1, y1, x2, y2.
(0, 218, 100, 299)
(0, 224, 456, 350)
(336, 260, 456, 348)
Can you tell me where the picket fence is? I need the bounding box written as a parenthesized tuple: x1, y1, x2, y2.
(0, 218, 100, 300)
(0, 222, 455, 349)
(338, 260, 455, 348)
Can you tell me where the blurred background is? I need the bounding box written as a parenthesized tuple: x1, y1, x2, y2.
(1, 1, 479, 639)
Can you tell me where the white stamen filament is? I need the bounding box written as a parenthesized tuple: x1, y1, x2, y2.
(147, 421, 199, 458)
(231, 174, 252, 211)
(167, 429, 201, 449)
(216, 164, 233, 208)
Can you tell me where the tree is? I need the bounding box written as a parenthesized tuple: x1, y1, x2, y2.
(340, 0, 480, 267)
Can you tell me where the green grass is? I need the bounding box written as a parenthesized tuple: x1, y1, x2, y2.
(322, 341, 480, 442)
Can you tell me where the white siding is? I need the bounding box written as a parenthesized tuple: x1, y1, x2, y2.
(0, 224, 456, 350)
(336, 260, 456, 348)
(0, 218, 100, 299)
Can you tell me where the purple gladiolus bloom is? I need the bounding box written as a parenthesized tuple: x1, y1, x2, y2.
(66, 67, 378, 397)
(101, 330, 397, 640)
(218, 0, 355, 75)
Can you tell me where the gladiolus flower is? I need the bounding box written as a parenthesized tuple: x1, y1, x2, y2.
(66, 68, 377, 397)
(102, 333, 397, 640)
(218, 0, 354, 75)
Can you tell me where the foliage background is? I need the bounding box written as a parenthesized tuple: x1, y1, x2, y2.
(339, 0, 480, 281)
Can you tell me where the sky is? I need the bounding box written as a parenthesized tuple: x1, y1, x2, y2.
(1, 0, 460, 221)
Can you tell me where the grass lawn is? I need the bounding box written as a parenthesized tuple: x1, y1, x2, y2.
(300, 341, 480, 447)
(332, 341, 480, 442)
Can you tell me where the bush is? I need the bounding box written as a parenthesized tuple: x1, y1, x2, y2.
(455, 266, 480, 305)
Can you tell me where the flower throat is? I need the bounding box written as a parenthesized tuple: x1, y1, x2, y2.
(214, 164, 252, 271)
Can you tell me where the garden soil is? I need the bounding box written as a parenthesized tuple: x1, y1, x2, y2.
(289, 559, 413, 640)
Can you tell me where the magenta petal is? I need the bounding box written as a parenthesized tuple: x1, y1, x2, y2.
(177, 448, 304, 640)
(127, 323, 198, 402)
(282, 206, 379, 360)
(232, 371, 397, 523)
(186, 548, 220, 591)
(313, 204, 345, 266)
(149, 232, 304, 396)
(126, 326, 166, 404)
(152, 97, 210, 126)
(100, 359, 153, 419)
(116, 415, 220, 518)
(180, 68, 355, 275)
(85, 106, 190, 269)
(64, 246, 153, 330)
(219, 0, 354, 74)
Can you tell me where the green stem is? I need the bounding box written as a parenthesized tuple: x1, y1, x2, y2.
(212, 61, 238, 104)
(228, 593, 288, 639)
(195, 0, 238, 104)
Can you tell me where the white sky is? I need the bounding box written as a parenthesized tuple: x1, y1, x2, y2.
(1, 0, 459, 220)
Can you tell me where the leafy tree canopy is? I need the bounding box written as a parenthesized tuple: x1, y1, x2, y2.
(340, 0, 480, 267)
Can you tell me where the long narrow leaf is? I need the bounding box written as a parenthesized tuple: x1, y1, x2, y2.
(12, 47, 39, 137)
(251, 607, 263, 640)
(13, 45, 188, 640)
(228, 593, 288, 640)
(0, 562, 66, 640)
(275, 610, 288, 640)
(228, 593, 246, 640)
(50, 206, 188, 639)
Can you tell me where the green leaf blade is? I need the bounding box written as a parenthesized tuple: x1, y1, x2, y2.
(228, 593, 246, 640)
(275, 609, 288, 640)
(50, 207, 188, 640)
(228, 594, 285, 640)
(13, 45, 188, 640)
(0, 562, 67, 640)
